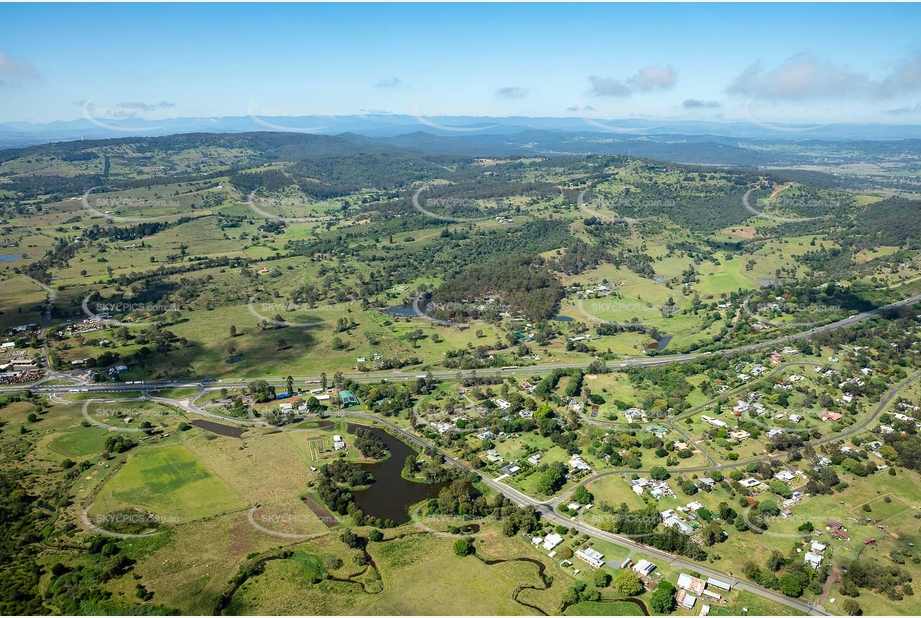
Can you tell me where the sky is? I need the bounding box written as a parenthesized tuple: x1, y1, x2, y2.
(1, 3, 921, 125)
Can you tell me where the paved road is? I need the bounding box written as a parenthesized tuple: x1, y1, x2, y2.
(338, 411, 831, 616)
(62, 365, 919, 615)
(10, 289, 921, 398)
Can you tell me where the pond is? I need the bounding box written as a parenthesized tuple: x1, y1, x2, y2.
(382, 304, 417, 318)
(655, 335, 672, 351)
(553, 315, 574, 322)
(0, 254, 25, 263)
(191, 419, 244, 438)
(757, 278, 777, 286)
(347, 423, 455, 525)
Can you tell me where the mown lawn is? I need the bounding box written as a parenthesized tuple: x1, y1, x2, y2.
(90, 444, 246, 522)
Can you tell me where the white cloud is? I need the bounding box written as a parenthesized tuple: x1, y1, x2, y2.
(0, 52, 38, 80)
(683, 99, 721, 109)
(882, 101, 921, 115)
(118, 101, 175, 112)
(876, 53, 921, 98)
(589, 75, 631, 97)
(495, 86, 529, 99)
(727, 55, 869, 100)
(725, 52, 921, 102)
(630, 65, 676, 92)
(375, 76, 405, 89)
(590, 64, 677, 97)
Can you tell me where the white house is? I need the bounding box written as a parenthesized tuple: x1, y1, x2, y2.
(805, 551, 824, 569)
(542, 533, 564, 551)
(575, 547, 605, 568)
(632, 559, 656, 577)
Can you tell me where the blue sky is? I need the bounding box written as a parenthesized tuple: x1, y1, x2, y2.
(1, 3, 920, 124)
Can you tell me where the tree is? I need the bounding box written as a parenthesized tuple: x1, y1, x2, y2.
(453, 537, 474, 557)
(842, 599, 861, 615)
(650, 582, 676, 613)
(614, 569, 644, 596)
(320, 372, 328, 390)
(368, 529, 383, 542)
(286, 375, 294, 395)
(536, 462, 566, 495)
(229, 325, 237, 337)
(650, 466, 669, 480)
(779, 573, 803, 597)
(573, 485, 593, 505)
(593, 570, 611, 588)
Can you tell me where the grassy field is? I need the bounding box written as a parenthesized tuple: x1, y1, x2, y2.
(48, 426, 110, 457)
(564, 600, 645, 615)
(90, 444, 246, 522)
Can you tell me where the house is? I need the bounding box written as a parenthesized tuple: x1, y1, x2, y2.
(811, 541, 826, 554)
(527, 453, 542, 466)
(486, 449, 503, 463)
(339, 390, 359, 407)
(499, 463, 521, 476)
(805, 551, 824, 569)
(729, 430, 751, 442)
(739, 478, 761, 488)
(477, 431, 495, 441)
(0, 342, 14, 349)
(575, 547, 605, 568)
(569, 454, 592, 472)
(775, 470, 796, 482)
(766, 428, 784, 439)
(788, 414, 803, 423)
(676, 589, 697, 610)
(841, 394, 853, 404)
(519, 410, 533, 419)
(701, 415, 728, 428)
(333, 434, 346, 450)
(632, 559, 656, 577)
(677, 573, 707, 595)
(664, 515, 695, 535)
(707, 577, 732, 591)
(699, 477, 716, 489)
(494, 398, 511, 410)
(624, 408, 647, 423)
(542, 533, 564, 551)
(822, 411, 843, 421)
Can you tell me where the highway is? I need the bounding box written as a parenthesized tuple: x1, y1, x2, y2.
(13, 279, 921, 615)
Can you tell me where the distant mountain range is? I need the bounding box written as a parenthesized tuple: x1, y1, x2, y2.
(3, 113, 921, 150)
